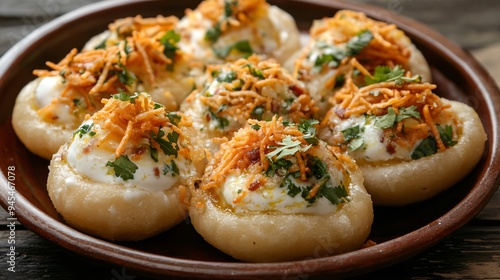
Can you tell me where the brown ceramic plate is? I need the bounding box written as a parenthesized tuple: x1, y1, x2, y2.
(1, 0, 499, 279)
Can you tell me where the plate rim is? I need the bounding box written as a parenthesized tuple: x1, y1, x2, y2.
(1, 0, 499, 278)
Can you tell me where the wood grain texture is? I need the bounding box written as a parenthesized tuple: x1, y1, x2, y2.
(0, 226, 499, 280)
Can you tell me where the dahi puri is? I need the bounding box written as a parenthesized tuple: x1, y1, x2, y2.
(47, 93, 204, 241)
(189, 117, 373, 262)
(180, 55, 318, 155)
(288, 9, 431, 117)
(176, 0, 301, 65)
(318, 66, 487, 206)
(12, 15, 193, 159)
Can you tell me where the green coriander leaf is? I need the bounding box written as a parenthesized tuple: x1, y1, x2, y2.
(411, 136, 437, 160)
(94, 38, 107, 50)
(365, 65, 404, 85)
(106, 155, 138, 181)
(151, 128, 179, 157)
(123, 40, 133, 56)
(307, 155, 350, 205)
(224, 0, 237, 17)
(396, 106, 421, 122)
(217, 104, 228, 113)
(280, 175, 302, 197)
(251, 124, 261, 131)
(163, 160, 179, 177)
(250, 105, 265, 120)
(265, 158, 292, 177)
(215, 70, 237, 83)
(116, 61, 136, 86)
(149, 145, 159, 162)
(313, 48, 345, 72)
(319, 184, 350, 205)
(112, 91, 139, 104)
(74, 123, 96, 138)
(154, 102, 164, 109)
(437, 124, 458, 147)
(205, 22, 222, 42)
(242, 63, 265, 80)
(266, 136, 310, 161)
(346, 30, 374, 56)
(374, 107, 397, 129)
(348, 138, 364, 152)
(334, 74, 345, 89)
(213, 40, 253, 58)
(308, 155, 329, 180)
(208, 108, 230, 129)
(341, 125, 361, 142)
(59, 69, 67, 83)
(166, 112, 181, 126)
(298, 119, 320, 145)
(160, 30, 181, 70)
(365, 65, 422, 86)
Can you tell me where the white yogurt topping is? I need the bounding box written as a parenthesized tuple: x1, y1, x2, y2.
(222, 171, 344, 215)
(66, 120, 195, 192)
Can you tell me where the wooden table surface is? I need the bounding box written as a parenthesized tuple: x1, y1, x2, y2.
(1, 0, 499, 279)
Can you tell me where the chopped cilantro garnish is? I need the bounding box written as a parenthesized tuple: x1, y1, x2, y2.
(313, 48, 345, 71)
(166, 112, 181, 126)
(341, 125, 361, 142)
(151, 128, 179, 157)
(251, 124, 261, 131)
(154, 103, 164, 109)
(437, 124, 458, 147)
(396, 106, 421, 122)
(149, 145, 159, 162)
(160, 30, 180, 60)
(411, 136, 437, 160)
(316, 184, 350, 205)
(313, 30, 373, 72)
(72, 98, 81, 107)
(163, 160, 179, 177)
(365, 65, 422, 86)
(298, 119, 320, 145)
(116, 61, 136, 86)
(334, 74, 345, 89)
(204, 0, 237, 42)
(265, 158, 292, 177)
(374, 106, 421, 129)
(208, 107, 230, 129)
(160, 30, 181, 70)
(106, 155, 138, 181)
(374, 107, 397, 129)
(278, 156, 350, 205)
(341, 125, 364, 151)
(266, 136, 311, 162)
(242, 64, 265, 80)
(224, 0, 237, 17)
(348, 138, 364, 152)
(250, 105, 265, 120)
(346, 30, 373, 56)
(94, 38, 107, 50)
(112, 91, 139, 103)
(59, 69, 67, 82)
(215, 70, 237, 83)
(213, 40, 253, 58)
(74, 123, 96, 138)
(281, 175, 302, 197)
(205, 22, 222, 42)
